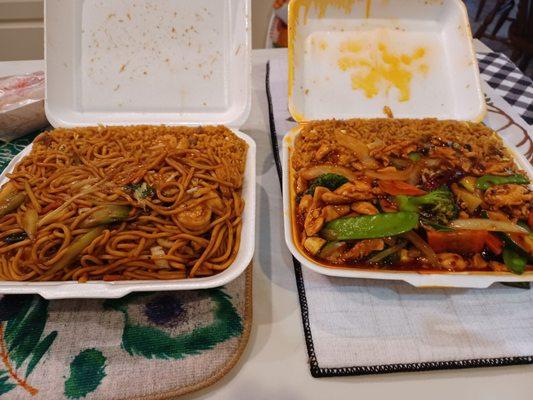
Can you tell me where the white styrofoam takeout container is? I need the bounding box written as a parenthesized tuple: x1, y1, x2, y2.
(0, 0, 255, 299)
(283, 0, 532, 288)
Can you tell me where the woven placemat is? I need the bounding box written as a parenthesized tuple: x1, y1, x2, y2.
(0, 133, 253, 400)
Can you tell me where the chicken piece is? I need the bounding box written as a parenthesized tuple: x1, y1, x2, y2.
(484, 184, 533, 207)
(298, 194, 313, 213)
(334, 182, 374, 200)
(482, 161, 514, 174)
(343, 239, 384, 261)
(304, 208, 325, 236)
(322, 205, 351, 222)
(321, 190, 352, 205)
(437, 253, 467, 271)
(312, 186, 329, 208)
(489, 261, 508, 272)
(315, 144, 333, 161)
(351, 201, 379, 215)
(471, 254, 488, 269)
(295, 176, 308, 194)
(371, 140, 417, 158)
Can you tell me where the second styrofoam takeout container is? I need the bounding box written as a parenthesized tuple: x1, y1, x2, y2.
(283, 0, 533, 288)
(0, 0, 255, 298)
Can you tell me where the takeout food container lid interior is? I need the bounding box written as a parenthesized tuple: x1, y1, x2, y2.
(45, 0, 251, 128)
(288, 0, 486, 123)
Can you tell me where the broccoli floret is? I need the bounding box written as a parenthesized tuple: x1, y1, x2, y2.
(306, 173, 348, 196)
(395, 186, 458, 226)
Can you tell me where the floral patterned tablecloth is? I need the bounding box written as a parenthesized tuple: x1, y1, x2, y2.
(0, 138, 252, 399)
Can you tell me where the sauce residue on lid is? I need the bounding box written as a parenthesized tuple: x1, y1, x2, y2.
(337, 40, 429, 102)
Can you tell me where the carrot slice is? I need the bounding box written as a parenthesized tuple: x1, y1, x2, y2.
(379, 180, 426, 196)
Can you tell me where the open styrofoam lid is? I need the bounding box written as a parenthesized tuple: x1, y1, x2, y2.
(45, 0, 251, 127)
(288, 0, 486, 122)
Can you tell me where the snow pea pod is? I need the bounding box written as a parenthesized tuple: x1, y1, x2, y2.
(502, 248, 527, 275)
(321, 212, 419, 241)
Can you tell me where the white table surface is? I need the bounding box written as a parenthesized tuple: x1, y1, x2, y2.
(3, 41, 533, 400)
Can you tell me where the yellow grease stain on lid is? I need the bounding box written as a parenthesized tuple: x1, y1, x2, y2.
(288, 0, 355, 98)
(337, 41, 428, 102)
(339, 40, 362, 53)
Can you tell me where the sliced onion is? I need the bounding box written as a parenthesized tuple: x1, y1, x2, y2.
(319, 241, 347, 260)
(22, 208, 38, 240)
(449, 219, 529, 234)
(300, 165, 360, 183)
(403, 231, 438, 266)
(38, 183, 102, 227)
(365, 164, 416, 181)
(368, 242, 407, 263)
(334, 131, 377, 168)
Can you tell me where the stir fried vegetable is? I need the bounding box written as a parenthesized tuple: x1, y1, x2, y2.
(3, 232, 28, 244)
(403, 230, 438, 266)
(451, 183, 482, 213)
(303, 237, 327, 255)
(81, 205, 131, 228)
(319, 241, 347, 260)
(321, 212, 418, 241)
(305, 173, 348, 196)
(427, 230, 488, 254)
(408, 152, 421, 161)
(365, 164, 418, 181)
(334, 131, 377, 168)
(449, 219, 529, 234)
(497, 232, 532, 260)
(459, 176, 477, 193)
(476, 174, 529, 190)
(395, 186, 458, 226)
(368, 242, 407, 264)
(485, 233, 503, 255)
(503, 248, 527, 275)
(300, 165, 359, 182)
(124, 182, 155, 201)
(378, 180, 426, 196)
(47, 227, 105, 275)
(22, 208, 38, 240)
(0, 191, 26, 218)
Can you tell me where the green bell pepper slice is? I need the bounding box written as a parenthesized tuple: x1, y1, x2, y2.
(321, 212, 419, 241)
(476, 174, 529, 190)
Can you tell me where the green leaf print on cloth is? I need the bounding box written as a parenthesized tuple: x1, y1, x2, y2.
(0, 295, 57, 396)
(64, 349, 107, 399)
(104, 289, 243, 360)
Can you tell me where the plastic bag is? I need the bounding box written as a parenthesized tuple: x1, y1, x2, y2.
(0, 71, 44, 112)
(0, 71, 47, 141)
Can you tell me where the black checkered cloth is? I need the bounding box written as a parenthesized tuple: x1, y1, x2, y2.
(477, 52, 533, 125)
